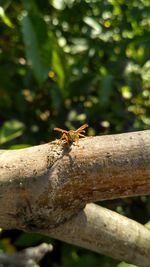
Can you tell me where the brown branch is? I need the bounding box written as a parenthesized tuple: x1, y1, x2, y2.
(0, 130, 149, 230)
(0, 130, 150, 265)
(45, 203, 150, 267)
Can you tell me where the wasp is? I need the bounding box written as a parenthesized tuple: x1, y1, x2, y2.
(54, 124, 88, 144)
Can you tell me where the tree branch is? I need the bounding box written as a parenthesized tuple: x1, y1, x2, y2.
(0, 130, 150, 265)
(0, 243, 53, 267)
(0, 130, 149, 230)
(46, 203, 150, 267)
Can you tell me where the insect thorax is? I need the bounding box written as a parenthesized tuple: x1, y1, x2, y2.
(68, 131, 78, 141)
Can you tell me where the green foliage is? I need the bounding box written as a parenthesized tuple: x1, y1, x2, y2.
(0, 120, 25, 145)
(53, 244, 115, 267)
(21, 13, 50, 85)
(116, 262, 137, 267)
(0, 6, 13, 28)
(0, 0, 150, 266)
(14, 232, 52, 247)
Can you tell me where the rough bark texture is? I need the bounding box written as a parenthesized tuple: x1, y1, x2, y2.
(0, 130, 149, 230)
(46, 203, 150, 267)
(0, 130, 150, 266)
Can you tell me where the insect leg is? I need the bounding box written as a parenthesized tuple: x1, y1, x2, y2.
(54, 128, 68, 133)
(78, 133, 86, 137)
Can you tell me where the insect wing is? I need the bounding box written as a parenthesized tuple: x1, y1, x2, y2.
(76, 124, 88, 132)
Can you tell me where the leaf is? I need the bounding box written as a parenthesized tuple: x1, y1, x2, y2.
(14, 232, 52, 247)
(68, 74, 94, 97)
(98, 74, 113, 108)
(0, 120, 25, 145)
(0, 0, 12, 10)
(9, 144, 31, 149)
(14, 233, 44, 247)
(141, 60, 150, 83)
(116, 262, 137, 267)
(84, 16, 102, 35)
(20, 12, 50, 85)
(52, 49, 65, 90)
(21, 0, 38, 12)
(52, 0, 65, 10)
(0, 6, 14, 28)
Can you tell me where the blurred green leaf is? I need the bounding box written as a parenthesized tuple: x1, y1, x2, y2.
(9, 144, 31, 149)
(0, 6, 13, 27)
(60, 244, 113, 267)
(21, 0, 38, 12)
(0, 0, 12, 9)
(14, 232, 46, 247)
(70, 38, 88, 53)
(120, 85, 132, 99)
(116, 262, 137, 267)
(14, 232, 52, 248)
(0, 120, 25, 145)
(20, 12, 50, 85)
(52, 49, 65, 90)
(98, 74, 113, 108)
(68, 74, 94, 97)
(84, 16, 102, 35)
(141, 60, 150, 83)
(50, 84, 63, 110)
(52, 0, 65, 10)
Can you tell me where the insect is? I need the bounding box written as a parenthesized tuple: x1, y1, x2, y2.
(54, 124, 88, 144)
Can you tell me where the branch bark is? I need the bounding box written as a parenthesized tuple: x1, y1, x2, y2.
(45, 203, 150, 267)
(0, 130, 150, 265)
(0, 130, 149, 230)
(0, 243, 53, 267)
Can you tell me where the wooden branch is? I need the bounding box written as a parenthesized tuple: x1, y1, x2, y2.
(0, 130, 150, 265)
(45, 203, 150, 267)
(0, 130, 149, 230)
(0, 243, 53, 267)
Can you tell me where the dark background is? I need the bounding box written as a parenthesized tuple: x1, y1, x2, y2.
(0, 0, 150, 266)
